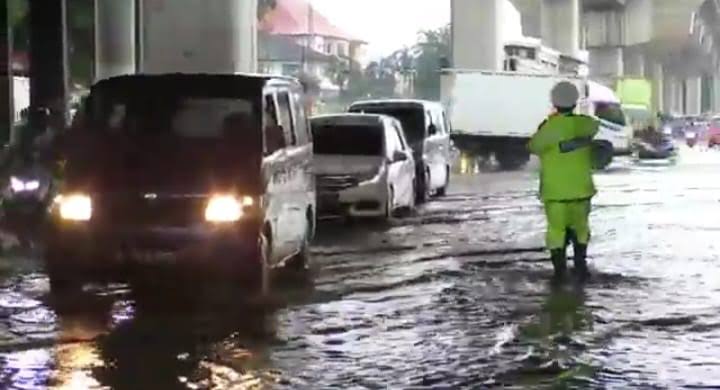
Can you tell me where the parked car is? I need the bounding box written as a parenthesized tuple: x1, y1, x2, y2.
(44, 74, 316, 294)
(311, 113, 415, 220)
(348, 100, 451, 202)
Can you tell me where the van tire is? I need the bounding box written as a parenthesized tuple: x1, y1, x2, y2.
(416, 168, 430, 203)
(288, 212, 313, 272)
(255, 228, 272, 296)
(436, 166, 450, 197)
(592, 141, 614, 170)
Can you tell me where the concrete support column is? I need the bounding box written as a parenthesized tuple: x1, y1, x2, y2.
(0, 2, 12, 145)
(541, 0, 580, 57)
(588, 47, 623, 80)
(686, 77, 702, 115)
(141, 0, 257, 74)
(664, 76, 682, 114)
(713, 76, 720, 112)
(95, 0, 136, 81)
(650, 63, 663, 114)
(451, 0, 504, 70)
(624, 49, 646, 78)
(29, 0, 69, 129)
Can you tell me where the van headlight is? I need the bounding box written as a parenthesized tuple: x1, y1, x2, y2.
(56, 194, 92, 221)
(10, 177, 40, 193)
(205, 195, 253, 223)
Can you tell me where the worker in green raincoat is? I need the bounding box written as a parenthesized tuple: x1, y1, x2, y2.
(529, 81, 599, 280)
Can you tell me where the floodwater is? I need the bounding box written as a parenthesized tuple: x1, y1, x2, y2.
(0, 148, 719, 388)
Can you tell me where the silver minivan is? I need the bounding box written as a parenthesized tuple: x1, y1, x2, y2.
(348, 100, 451, 202)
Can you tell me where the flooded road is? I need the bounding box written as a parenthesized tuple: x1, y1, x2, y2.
(0, 148, 719, 388)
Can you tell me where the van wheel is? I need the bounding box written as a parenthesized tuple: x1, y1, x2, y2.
(436, 166, 450, 197)
(384, 187, 394, 220)
(255, 229, 272, 296)
(45, 248, 83, 294)
(289, 213, 313, 272)
(592, 141, 614, 170)
(416, 169, 430, 203)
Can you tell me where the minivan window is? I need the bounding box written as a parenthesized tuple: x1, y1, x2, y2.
(313, 123, 383, 156)
(292, 90, 310, 145)
(264, 94, 285, 154)
(277, 91, 297, 146)
(351, 106, 425, 143)
(595, 102, 626, 126)
(92, 96, 256, 139)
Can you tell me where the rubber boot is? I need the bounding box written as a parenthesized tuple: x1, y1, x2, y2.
(550, 249, 567, 280)
(573, 244, 590, 281)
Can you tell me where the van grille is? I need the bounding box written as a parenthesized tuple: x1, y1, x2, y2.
(316, 175, 359, 192)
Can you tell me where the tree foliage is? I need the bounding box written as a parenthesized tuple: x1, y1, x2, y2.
(412, 25, 451, 100)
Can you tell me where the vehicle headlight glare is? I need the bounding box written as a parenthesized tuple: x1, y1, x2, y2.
(205, 195, 243, 223)
(58, 194, 92, 221)
(9, 177, 40, 193)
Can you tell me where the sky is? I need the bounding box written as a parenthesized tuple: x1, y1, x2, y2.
(310, 0, 451, 61)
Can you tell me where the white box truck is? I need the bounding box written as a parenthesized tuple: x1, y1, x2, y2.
(441, 70, 633, 169)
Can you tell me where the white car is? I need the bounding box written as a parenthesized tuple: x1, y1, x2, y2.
(311, 114, 416, 220)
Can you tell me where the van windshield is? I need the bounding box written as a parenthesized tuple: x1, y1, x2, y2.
(313, 124, 383, 156)
(351, 106, 424, 143)
(88, 95, 258, 141)
(595, 102, 627, 126)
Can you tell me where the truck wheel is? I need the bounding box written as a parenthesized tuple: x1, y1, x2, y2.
(496, 151, 529, 171)
(592, 141, 614, 170)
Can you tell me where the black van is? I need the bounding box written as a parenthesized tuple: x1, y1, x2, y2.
(348, 100, 451, 202)
(44, 74, 316, 293)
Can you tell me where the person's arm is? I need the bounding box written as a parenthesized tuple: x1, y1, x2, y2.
(528, 119, 555, 155)
(558, 117, 599, 153)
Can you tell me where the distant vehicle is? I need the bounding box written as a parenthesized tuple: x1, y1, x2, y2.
(634, 131, 677, 160)
(44, 74, 316, 294)
(441, 70, 633, 170)
(347, 100, 451, 202)
(311, 114, 415, 220)
(707, 116, 720, 148)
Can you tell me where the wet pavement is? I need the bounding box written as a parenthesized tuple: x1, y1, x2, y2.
(0, 148, 719, 388)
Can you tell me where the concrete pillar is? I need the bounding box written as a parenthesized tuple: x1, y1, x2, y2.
(541, 0, 580, 57)
(29, 0, 69, 129)
(624, 49, 646, 78)
(141, 0, 257, 74)
(95, 0, 136, 81)
(650, 63, 663, 114)
(686, 77, 702, 115)
(0, 1, 11, 145)
(713, 76, 720, 112)
(451, 0, 504, 70)
(665, 76, 683, 114)
(588, 47, 623, 80)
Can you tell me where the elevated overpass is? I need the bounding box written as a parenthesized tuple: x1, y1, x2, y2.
(452, 0, 720, 116)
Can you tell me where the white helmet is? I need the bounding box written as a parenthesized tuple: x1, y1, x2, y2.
(551, 81, 579, 109)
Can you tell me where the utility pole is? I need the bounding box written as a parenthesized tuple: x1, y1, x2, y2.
(0, 0, 12, 145)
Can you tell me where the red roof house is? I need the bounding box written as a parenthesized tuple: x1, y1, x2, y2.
(259, 0, 365, 43)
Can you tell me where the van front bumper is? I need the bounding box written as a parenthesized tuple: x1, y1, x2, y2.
(44, 218, 261, 272)
(318, 180, 388, 218)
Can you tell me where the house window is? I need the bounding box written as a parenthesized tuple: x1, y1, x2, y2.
(325, 43, 333, 54)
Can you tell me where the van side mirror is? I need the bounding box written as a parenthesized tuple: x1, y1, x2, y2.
(428, 124, 438, 135)
(392, 150, 408, 162)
